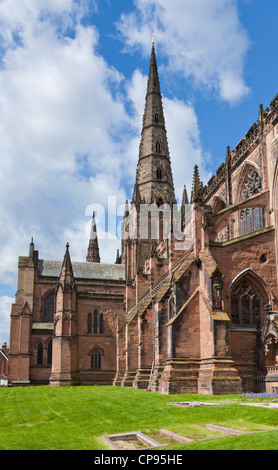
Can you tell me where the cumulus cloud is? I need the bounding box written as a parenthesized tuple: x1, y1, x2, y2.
(0, 1, 211, 345)
(117, 0, 250, 104)
(0, 0, 137, 287)
(0, 296, 13, 347)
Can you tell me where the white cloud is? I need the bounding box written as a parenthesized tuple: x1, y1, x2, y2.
(117, 0, 250, 104)
(0, 296, 13, 347)
(0, 1, 137, 287)
(0, 1, 212, 346)
(164, 97, 211, 202)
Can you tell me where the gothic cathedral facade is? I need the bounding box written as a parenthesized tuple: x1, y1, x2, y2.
(8, 45, 278, 394)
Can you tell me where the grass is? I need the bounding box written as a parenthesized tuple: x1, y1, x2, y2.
(0, 386, 278, 450)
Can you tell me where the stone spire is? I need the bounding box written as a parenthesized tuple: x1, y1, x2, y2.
(86, 212, 100, 263)
(58, 242, 75, 292)
(180, 185, 189, 231)
(133, 42, 175, 207)
(181, 185, 189, 206)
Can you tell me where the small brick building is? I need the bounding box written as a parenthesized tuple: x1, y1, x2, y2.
(8, 44, 278, 394)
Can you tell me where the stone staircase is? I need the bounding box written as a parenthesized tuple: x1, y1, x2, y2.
(118, 249, 195, 331)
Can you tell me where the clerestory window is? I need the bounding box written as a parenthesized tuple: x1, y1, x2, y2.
(43, 293, 55, 322)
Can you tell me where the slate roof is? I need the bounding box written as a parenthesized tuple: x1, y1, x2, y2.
(38, 260, 125, 281)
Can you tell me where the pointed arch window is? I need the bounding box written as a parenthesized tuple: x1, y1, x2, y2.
(94, 309, 98, 334)
(37, 343, 43, 365)
(154, 114, 159, 123)
(88, 313, 92, 334)
(230, 280, 262, 326)
(156, 167, 162, 179)
(43, 293, 55, 322)
(156, 142, 161, 153)
(99, 313, 104, 334)
(91, 349, 102, 370)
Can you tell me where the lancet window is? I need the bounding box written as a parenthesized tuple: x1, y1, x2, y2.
(94, 309, 98, 334)
(88, 313, 92, 334)
(91, 349, 102, 370)
(43, 293, 55, 322)
(47, 340, 52, 365)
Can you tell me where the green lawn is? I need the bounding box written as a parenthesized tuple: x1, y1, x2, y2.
(0, 386, 278, 450)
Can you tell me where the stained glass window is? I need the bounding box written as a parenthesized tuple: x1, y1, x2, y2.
(231, 281, 262, 326)
(240, 208, 265, 236)
(43, 293, 55, 322)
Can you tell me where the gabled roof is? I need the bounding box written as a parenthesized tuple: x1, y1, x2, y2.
(38, 260, 125, 281)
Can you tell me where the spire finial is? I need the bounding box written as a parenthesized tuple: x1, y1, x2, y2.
(191, 165, 203, 204)
(152, 34, 155, 45)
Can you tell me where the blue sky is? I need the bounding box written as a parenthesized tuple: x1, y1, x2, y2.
(0, 0, 277, 346)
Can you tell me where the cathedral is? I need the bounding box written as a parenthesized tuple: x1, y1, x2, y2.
(8, 44, 278, 394)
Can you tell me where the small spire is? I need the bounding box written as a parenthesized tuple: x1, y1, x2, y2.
(29, 236, 35, 259)
(226, 146, 231, 164)
(115, 249, 121, 264)
(258, 104, 264, 124)
(59, 242, 75, 287)
(87, 212, 100, 263)
(124, 199, 129, 219)
(191, 165, 203, 203)
(181, 185, 189, 206)
(132, 182, 142, 208)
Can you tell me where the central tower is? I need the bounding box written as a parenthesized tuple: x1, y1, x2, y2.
(122, 43, 177, 287)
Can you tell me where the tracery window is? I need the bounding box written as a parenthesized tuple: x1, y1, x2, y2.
(43, 293, 55, 322)
(91, 349, 102, 370)
(242, 168, 262, 200)
(231, 281, 261, 326)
